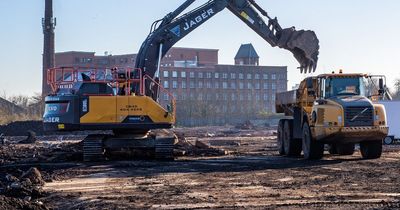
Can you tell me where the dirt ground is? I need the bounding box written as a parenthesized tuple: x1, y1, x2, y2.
(1, 126, 400, 209)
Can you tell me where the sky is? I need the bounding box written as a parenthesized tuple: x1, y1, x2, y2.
(0, 0, 400, 96)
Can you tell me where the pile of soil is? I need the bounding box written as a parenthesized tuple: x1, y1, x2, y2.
(0, 167, 48, 210)
(0, 141, 82, 165)
(0, 195, 47, 210)
(0, 121, 44, 136)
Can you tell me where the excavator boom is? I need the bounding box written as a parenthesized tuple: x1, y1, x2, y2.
(135, 0, 320, 96)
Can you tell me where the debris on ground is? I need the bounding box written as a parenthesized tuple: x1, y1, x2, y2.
(0, 167, 48, 210)
(235, 120, 255, 130)
(18, 130, 37, 144)
(174, 134, 228, 156)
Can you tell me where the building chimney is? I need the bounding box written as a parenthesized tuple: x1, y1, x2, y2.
(42, 0, 56, 96)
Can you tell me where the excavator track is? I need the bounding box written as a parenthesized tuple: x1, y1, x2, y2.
(155, 137, 176, 160)
(83, 134, 106, 162)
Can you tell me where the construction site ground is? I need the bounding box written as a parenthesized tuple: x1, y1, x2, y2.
(1, 126, 400, 209)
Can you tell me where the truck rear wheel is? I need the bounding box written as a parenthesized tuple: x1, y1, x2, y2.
(360, 140, 382, 159)
(336, 143, 355, 155)
(302, 122, 324, 160)
(283, 120, 302, 156)
(277, 120, 285, 155)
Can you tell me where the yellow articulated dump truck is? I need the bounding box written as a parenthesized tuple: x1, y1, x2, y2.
(275, 71, 389, 160)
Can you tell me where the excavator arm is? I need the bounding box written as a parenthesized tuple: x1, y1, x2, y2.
(135, 0, 320, 98)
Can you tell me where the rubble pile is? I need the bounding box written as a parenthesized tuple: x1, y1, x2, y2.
(0, 141, 82, 165)
(0, 121, 44, 136)
(0, 167, 48, 210)
(174, 133, 228, 156)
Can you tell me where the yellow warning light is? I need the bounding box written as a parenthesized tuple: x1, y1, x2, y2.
(58, 124, 65, 129)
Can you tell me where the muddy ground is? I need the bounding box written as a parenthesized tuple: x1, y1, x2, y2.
(1, 126, 400, 209)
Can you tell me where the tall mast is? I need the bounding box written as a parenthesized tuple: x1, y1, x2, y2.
(42, 0, 56, 96)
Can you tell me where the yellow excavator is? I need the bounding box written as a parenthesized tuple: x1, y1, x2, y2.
(43, 0, 320, 161)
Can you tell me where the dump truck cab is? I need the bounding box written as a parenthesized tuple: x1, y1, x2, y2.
(276, 71, 388, 160)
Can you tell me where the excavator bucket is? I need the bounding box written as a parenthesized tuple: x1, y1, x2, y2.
(277, 28, 320, 73)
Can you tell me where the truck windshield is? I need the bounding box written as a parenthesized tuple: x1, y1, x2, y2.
(323, 77, 366, 98)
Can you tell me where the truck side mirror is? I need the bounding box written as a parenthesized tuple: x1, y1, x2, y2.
(378, 78, 384, 95)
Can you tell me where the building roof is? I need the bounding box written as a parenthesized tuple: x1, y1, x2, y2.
(234, 43, 259, 59)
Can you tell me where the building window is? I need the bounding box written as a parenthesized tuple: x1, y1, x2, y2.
(239, 73, 244, 79)
(255, 83, 260, 90)
(239, 94, 244, 101)
(263, 82, 269, 90)
(198, 72, 203, 78)
(247, 94, 252, 101)
(222, 82, 228, 89)
(198, 93, 203, 100)
(172, 80, 178, 88)
(172, 92, 178, 99)
(206, 82, 212, 88)
(230, 73, 236, 79)
(222, 73, 228, 79)
(255, 74, 260, 79)
(190, 81, 195, 88)
(230, 82, 236, 89)
(206, 72, 212, 78)
(247, 83, 252, 89)
(190, 72, 195, 78)
(190, 92, 195, 99)
(272, 83, 276, 90)
(272, 94, 276, 101)
(263, 93, 269, 101)
(198, 81, 203, 88)
(207, 94, 212, 100)
(181, 71, 186, 78)
(163, 94, 169, 101)
(247, 74, 252, 79)
(215, 73, 219, 79)
(263, 74, 268, 79)
(214, 82, 219, 88)
(181, 93, 187, 100)
(223, 94, 228, 101)
(216, 93, 219, 100)
(163, 81, 169, 88)
(182, 81, 186, 89)
(163, 71, 169, 78)
(172, 71, 178, 78)
(239, 82, 244, 89)
(231, 93, 236, 101)
(272, 74, 276, 80)
(255, 94, 260, 101)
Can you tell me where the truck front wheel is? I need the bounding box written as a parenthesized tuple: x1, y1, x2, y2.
(302, 122, 324, 160)
(284, 120, 302, 156)
(277, 120, 285, 155)
(360, 140, 382, 159)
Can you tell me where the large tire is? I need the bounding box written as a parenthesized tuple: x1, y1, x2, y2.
(277, 120, 285, 155)
(283, 120, 302, 156)
(336, 143, 355, 155)
(360, 140, 382, 159)
(302, 122, 324, 160)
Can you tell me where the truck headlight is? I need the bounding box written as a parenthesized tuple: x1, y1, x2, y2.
(337, 116, 342, 124)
